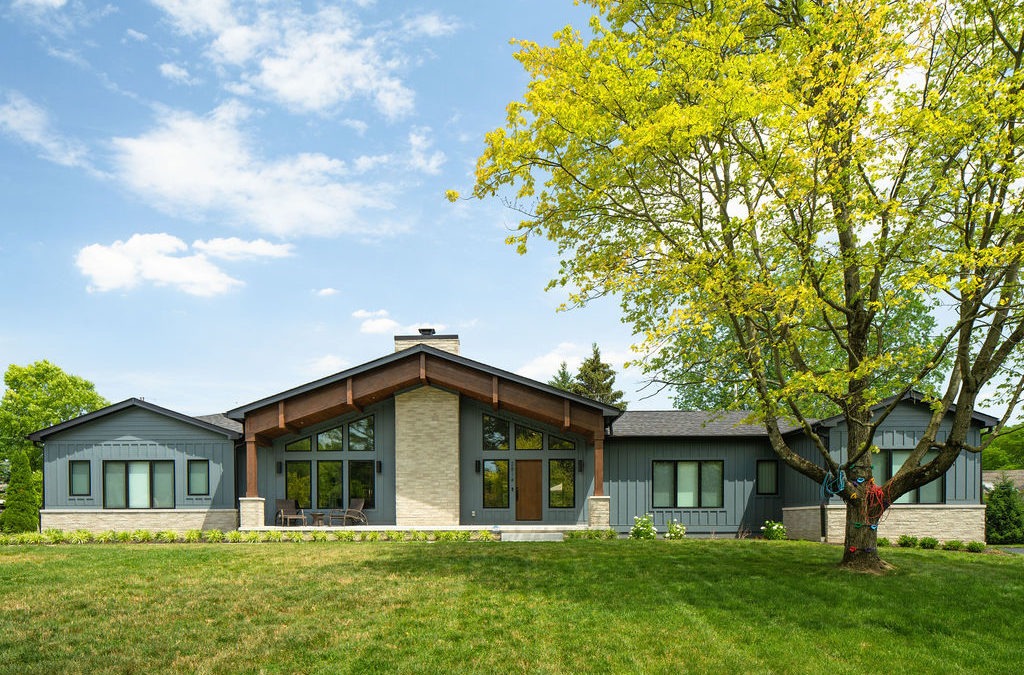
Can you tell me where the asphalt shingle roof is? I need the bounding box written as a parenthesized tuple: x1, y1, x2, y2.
(611, 410, 802, 437)
(195, 413, 243, 434)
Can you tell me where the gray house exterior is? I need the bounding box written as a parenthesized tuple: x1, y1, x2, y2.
(29, 333, 993, 541)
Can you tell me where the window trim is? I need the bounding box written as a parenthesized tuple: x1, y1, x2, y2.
(651, 460, 725, 509)
(348, 459, 376, 510)
(186, 459, 210, 497)
(285, 460, 313, 509)
(482, 459, 510, 509)
(482, 413, 510, 452)
(69, 460, 91, 497)
(348, 415, 375, 453)
(548, 458, 576, 509)
(882, 449, 945, 504)
(756, 459, 779, 496)
(102, 460, 175, 509)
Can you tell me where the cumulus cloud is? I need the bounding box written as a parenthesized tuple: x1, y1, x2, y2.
(516, 342, 586, 381)
(124, 28, 148, 42)
(110, 101, 393, 237)
(0, 91, 90, 169)
(12, 0, 67, 10)
(159, 62, 198, 85)
(408, 127, 445, 175)
(151, 2, 442, 119)
(352, 309, 400, 334)
(191, 237, 293, 260)
(75, 233, 243, 296)
(314, 287, 340, 297)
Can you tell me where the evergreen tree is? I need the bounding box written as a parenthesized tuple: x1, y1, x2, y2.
(548, 361, 578, 393)
(986, 476, 1024, 544)
(574, 344, 626, 408)
(1, 450, 39, 533)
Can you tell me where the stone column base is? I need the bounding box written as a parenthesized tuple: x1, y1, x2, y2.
(587, 495, 611, 529)
(239, 497, 266, 530)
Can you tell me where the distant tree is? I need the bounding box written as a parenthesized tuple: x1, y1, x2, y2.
(548, 361, 578, 393)
(982, 426, 1024, 470)
(985, 476, 1024, 544)
(0, 361, 108, 471)
(1, 450, 38, 533)
(574, 344, 626, 409)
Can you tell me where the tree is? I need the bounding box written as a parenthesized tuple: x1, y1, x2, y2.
(985, 476, 1024, 544)
(982, 425, 1024, 470)
(574, 344, 626, 408)
(1, 450, 39, 533)
(0, 361, 109, 472)
(465, 0, 1024, 570)
(548, 361, 578, 393)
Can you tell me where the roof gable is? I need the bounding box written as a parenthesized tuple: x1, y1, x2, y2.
(27, 398, 242, 442)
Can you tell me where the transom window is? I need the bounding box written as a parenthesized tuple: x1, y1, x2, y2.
(103, 460, 174, 509)
(286, 437, 311, 453)
(515, 426, 543, 451)
(313, 415, 375, 452)
(652, 460, 724, 509)
(483, 414, 510, 451)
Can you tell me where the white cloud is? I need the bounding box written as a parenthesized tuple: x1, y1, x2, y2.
(516, 342, 585, 381)
(110, 101, 394, 238)
(306, 354, 348, 376)
(192, 237, 293, 261)
(12, 0, 67, 10)
(353, 154, 390, 173)
(151, 2, 432, 118)
(352, 309, 400, 334)
(0, 91, 90, 169)
(75, 233, 243, 296)
(402, 14, 459, 38)
(352, 309, 388, 319)
(408, 127, 445, 175)
(314, 287, 340, 297)
(341, 118, 368, 135)
(124, 28, 148, 42)
(159, 62, 198, 85)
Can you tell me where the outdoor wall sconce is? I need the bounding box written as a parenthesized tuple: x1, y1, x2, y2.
(577, 459, 584, 473)
(376, 460, 383, 474)
(276, 461, 283, 475)
(474, 460, 481, 474)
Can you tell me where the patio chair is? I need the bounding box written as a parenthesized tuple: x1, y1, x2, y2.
(275, 499, 306, 526)
(328, 498, 367, 526)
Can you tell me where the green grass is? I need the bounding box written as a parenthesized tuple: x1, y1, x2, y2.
(1, 540, 1021, 674)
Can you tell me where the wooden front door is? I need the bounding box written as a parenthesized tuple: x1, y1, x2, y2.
(516, 459, 543, 521)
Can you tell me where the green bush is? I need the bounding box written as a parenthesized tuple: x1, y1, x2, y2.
(966, 541, 986, 553)
(310, 530, 328, 542)
(226, 530, 243, 543)
(629, 514, 657, 540)
(1, 450, 39, 533)
(475, 530, 496, 542)
(16, 532, 44, 545)
(335, 531, 356, 542)
(985, 476, 1024, 544)
(0, 533, 9, 546)
(897, 535, 918, 548)
(665, 520, 687, 540)
(116, 531, 133, 543)
(157, 530, 179, 544)
(877, 537, 891, 547)
(565, 528, 616, 540)
(68, 530, 93, 544)
(919, 537, 939, 550)
(761, 520, 787, 540)
(44, 528, 68, 544)
(262, 530, 283, 543)
(285, 531, 305, 543)
(204, 529, 225, 543)
(942, 539, 964, 551)
(184, 529, 202, 543)
(243, 531, 261, 543)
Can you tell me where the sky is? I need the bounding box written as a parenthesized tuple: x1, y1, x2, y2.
(0, 0, 677, 416)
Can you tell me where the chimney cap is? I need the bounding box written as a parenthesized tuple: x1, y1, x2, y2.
(418, 327, 436, 336)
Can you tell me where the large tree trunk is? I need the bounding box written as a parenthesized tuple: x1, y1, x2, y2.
(840, 499, 888, 572)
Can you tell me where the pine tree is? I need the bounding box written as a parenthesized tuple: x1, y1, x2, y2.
(574, 344, 626, 408)
(986, 476, 1024, 544)
(1, 450, 39, 533)
(548, 361, 578, 393)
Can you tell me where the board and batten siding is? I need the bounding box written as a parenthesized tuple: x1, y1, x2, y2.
(42, 406, 236, 510)
(604, 437, 782, 533)
(784, 400, 983, 508)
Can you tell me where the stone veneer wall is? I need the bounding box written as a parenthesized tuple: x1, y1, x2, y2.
(394, 386, 460, 526)
(587, 496, 610, 528)
(783, 504, 986, 543)
(40, 509, 239, 533)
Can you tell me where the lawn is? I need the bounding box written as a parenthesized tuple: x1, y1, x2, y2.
(1, 540, 1021, 674)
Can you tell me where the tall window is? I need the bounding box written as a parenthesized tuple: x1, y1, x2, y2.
(103, 460, 174, 509)
(349, 416, 375, 452)
(483, 414, 510, 451)
(349, 460, 375, 509)
(69, 460, 91, 497)
(652, 460, 724, 508)
(187, 459, 210, 496)
(317, 461, 344, 509)
(286, 461, 312, 509)
(756, 460, 779, 496)
(483, 460, 509, 508)
(872, 449, 943, 504)
(548, 459, 575, 508)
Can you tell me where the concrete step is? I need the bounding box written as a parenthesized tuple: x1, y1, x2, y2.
(500, 532, 565, 542)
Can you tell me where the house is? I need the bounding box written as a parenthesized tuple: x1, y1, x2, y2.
(30, 330, 993, 541)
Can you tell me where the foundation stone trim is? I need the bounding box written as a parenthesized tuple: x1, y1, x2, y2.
(783, 504, 986, 543)
(40, 508, 239, 533)
(239, 497, 266, 530)
(587, 496, 611, 529)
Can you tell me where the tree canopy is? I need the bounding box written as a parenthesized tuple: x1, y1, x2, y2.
(465, 0, 1024, 567)
(0, 360, 109, 471)
(547, 347, 627, 407)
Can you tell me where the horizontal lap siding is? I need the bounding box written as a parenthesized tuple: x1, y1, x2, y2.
(605, 437, 781, 533)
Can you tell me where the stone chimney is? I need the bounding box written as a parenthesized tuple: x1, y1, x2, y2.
(394, 328, 460, 355)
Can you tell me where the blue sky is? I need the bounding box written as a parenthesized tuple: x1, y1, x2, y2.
(0, 0, 674, 415)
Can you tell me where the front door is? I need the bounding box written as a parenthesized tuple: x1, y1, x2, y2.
(515, 459, 542, 521)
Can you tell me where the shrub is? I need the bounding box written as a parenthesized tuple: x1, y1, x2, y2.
(985, 476, 1024, 544)
(157, 530, 179, 544)
(204, 529, 225, 543)
(665, 520, 687, 540)
(919, 537, 939, 550)
(310, 530, 328, 542)
(243, 531, 261, 543)
(116, 530, 133, 543)
(133, 530, 154, 543)
(1, 450, 39, 533)
(363, 531, 381, 542)
(966, 541, 986, 553)
(475, 530, 495, 542)
(942, 539, 964, 551)
(761, 520, 787, 540)
(877, 537, 891, 547)
(285, 531, 305, 543)
(68, 529, 93, 544)
(184, 529, 202, 543)
(897, 535, 918, 548)
(44, 528, 68, 544)
(410, 530, 429, 542)
(565, 529, 614, 540)
(335, 531, 356, 542)
(226, 530, 244, 543)
(262, 530, 283, 543)
(0, 533, 9, 546)
(629, 514, 657, 540)
(16, 532, 44, 545)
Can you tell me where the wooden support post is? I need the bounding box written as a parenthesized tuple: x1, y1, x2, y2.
(245, 437, 258, 498)
(491, 375, 499, 410)
(593, 433, 604, 497)
(419, 353, 427, 383)
(563, 399, 571, 430)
